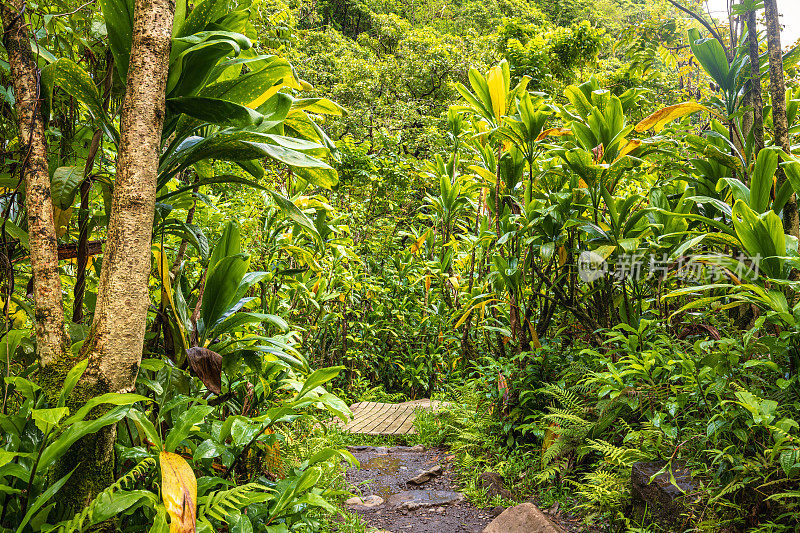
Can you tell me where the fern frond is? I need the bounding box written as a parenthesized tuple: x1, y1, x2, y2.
(53, 458, 157, 533)
(198, 482, 274, 523)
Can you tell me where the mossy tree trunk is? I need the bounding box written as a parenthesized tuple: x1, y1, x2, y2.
(745, 8, 765, 156)
(0, 0, 71, 367)
(61, 0, 175, 513)
(764, 0, 798, 237)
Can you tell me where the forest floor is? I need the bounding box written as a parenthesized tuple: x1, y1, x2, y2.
(339, 444, 587, 532)
(342, 445, 493, 532)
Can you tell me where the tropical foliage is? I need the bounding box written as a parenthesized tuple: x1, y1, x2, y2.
(2, 0, 800, 531)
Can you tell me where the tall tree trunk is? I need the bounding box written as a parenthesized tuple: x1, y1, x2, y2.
(1, 0, 70, 367)
(764, 0, 798, 236)
(83, 0, 174, 393)
(57, 0, 174, 514)
(746, 9, 765, 155)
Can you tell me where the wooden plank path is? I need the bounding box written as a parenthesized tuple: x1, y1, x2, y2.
(336, 399, 449, 435)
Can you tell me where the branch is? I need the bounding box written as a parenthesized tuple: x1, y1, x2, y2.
(668, 0, 729, 54)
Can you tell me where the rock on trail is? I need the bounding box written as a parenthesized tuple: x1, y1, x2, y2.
(343, 445, 492, 533)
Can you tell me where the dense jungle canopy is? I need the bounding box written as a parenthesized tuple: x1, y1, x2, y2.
(1, 0, 800, 531)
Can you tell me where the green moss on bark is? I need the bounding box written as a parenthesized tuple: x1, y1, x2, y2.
(37, 357, 117, 527)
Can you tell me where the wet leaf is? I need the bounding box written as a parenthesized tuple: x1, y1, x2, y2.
(635, 102, 709, 133)
(186, 347, 222, 395)
(535, 127, 572, 141)
(160, 452, 197, 533)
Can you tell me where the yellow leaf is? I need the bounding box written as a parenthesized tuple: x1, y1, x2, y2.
(153, 245, 187, 349)
(486, 64, 506, 122)
(557, 246, 567, 267)
(262, 427, 284, 479)
(53, 206, 72, 238)
(634, 101, 709, 133)
(448, 276, 460, 290)
(247, 75, 303, 109)
(338, 294, 345, 302)
(535, 128, 572, 141)
(424, 275, 431, 294)
(617, 139, 641, 159)
(160, 452, 197, 533)
(454, 308, 471, 329)
(594, 244, 616, 260)
(409, 230, 430, 255)
(542, 422, 560, 461)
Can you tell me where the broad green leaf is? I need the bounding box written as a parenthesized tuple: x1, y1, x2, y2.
(209, 221, 241, 270)
(241, 141, 331, 169)
(732, 199, 786, 278)
(62, 393, 150, 428)
(168, 96, 265, 128)
(289, 98, 346, 116)
(199, 58, 294, 108)
(177, 0, 227, 37)
(202, 254, 251, 334)
(157, 175, 265, 201)
(128, 408, 162, 450)
(31, 407, 69, 433)
(41, 59, 104, 121)
(292, 366, 344, 401)
(267, 190, 321, 244)
(99, 0, 134, 81)
(58, 359, 88, 408)
(4, 376, 39, 401)
(688, 29, 731, 91)
(165, 405, 215, 452)
(50, 166, 83, 210)
(750, 147, 779, 213)
(39, 405, 132, 471)
(213, 312, 289, 337)
(14, 469, 75, 533)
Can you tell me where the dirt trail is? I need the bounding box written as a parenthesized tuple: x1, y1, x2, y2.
(344, 445, 494, 533)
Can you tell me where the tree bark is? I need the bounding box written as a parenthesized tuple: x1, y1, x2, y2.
(764, 0, 798, 236)
(1, 0, 70, 367)
(746, 9, 765, 155)
(54, 0, 174, 516)
(82, 0, 174, 392)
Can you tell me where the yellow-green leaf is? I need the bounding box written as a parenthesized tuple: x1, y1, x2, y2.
(160, 452, 197, 533)
(409, 230, 430, 255)
(31, 407, 69, 433)
(41, 58, 104, 120)
(635, 102, 709, 133)
(486, 63, 506, 123)
(535, 128, 572, 141)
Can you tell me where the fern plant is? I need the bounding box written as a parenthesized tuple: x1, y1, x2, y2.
(48, 458, 157, 533)
(197, 483, 274, 527)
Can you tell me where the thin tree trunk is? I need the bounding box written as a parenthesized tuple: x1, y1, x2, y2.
(74, 54, 114, 323)
(72, 130, 101, 323)
(746, 9, 765, 155)
(764, 0, 798, 236)
(1, 0, 70, 367)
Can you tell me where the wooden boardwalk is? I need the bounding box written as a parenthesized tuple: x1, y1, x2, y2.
(338, 399, 449, 435)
